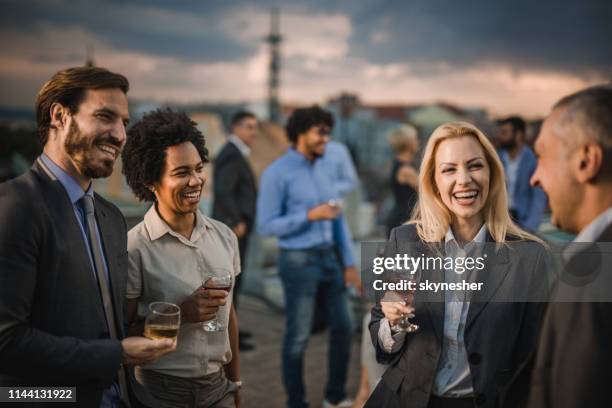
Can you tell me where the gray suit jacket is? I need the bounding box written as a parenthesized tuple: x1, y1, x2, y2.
(366, 224, 548, 408)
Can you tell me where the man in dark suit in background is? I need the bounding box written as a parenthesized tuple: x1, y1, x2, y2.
(0, 67, 175, 407)
(212, 110, 258, 351)
(504, 85, 612, 408)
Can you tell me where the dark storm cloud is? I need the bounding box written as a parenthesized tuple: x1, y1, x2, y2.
(1, 0, 611, 76)
(348, 0, 612, 78)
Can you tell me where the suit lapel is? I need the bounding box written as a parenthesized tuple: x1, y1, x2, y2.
(32, 159, 108, 326)
(466, 234, 511, 330)
(596, 223, 612, 242)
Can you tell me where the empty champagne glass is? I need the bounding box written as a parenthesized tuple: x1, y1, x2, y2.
(202, 274, 232, 332)
(144, 302, 181, 341)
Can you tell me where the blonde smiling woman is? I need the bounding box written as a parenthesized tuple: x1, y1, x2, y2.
(366, 122, 549, 408)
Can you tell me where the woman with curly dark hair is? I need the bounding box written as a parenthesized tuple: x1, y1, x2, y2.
(122, 108, 242, 408)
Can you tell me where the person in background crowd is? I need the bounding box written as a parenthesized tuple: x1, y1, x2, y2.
(122, 109, 242, 408)
(385, 124, 420, 237)
(507, 85, 612, 408)
(212, 110, 258, 352)
(0, 67, 175, 408)
(497, 116, 547, 232)
(367, 121, 548, 408)
(257, 105, 361, 408)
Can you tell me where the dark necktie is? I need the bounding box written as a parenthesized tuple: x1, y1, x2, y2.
(80, 195, 130, 407)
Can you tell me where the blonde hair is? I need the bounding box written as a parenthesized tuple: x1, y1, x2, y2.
(388, 124, 420, 154)
(411, 121, 542, 244)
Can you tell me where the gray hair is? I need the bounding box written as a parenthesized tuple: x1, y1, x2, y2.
(553, 85, 612, 151)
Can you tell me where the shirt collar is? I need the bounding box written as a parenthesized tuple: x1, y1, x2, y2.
(40, 153, 93, 204)
(444, 224, 487, 252)
(573, 207, 612, 243)
(229, 134, 251, 157)
(286, 147, 316, 164)
(144, 204, 211, 245)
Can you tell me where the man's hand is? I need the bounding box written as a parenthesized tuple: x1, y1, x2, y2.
(307, 203, 341, 221)
(121, 336, 176, 366)
(232, 222, 247, 239)
(344, 266, 362, 293)
(180, 287, 228, 324)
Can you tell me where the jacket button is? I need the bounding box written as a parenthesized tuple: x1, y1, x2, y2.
(469, 352, 482, 365)
(475, 393, 487, 405)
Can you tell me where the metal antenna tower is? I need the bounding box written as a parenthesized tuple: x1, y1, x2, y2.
(265, 7, 282, 123)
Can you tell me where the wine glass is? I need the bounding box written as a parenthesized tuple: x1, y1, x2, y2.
(202, 274, 233, 332)
(386, 268, 420, 333)
(144, 302, 181, 341)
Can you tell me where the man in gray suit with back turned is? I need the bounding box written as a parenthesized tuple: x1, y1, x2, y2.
(0, 67, 175, 407)
(502, 85, 612, 408)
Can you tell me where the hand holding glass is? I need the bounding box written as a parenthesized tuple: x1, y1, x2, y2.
(144, 302, 181, 341)
(387, 270, 419, 333)
(202, 274, 232, 332)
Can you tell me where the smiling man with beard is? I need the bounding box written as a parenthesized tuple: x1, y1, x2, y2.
(0, 67, 176, 408)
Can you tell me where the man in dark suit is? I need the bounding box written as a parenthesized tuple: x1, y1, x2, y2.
(504, 85, 612, 408)
(0, 67, 175, 407)
(212, 111, 258, 351)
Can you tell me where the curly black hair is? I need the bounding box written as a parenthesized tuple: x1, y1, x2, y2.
(121, 108, 209, 202)
(285, 105, 334, 144)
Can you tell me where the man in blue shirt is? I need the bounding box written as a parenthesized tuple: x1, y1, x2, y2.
(257, 106, 360, 408)
(497, 116, 547, 232)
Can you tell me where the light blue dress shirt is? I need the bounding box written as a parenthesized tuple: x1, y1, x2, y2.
(256, 148, 355, 267)
(433, 225, 487, 397)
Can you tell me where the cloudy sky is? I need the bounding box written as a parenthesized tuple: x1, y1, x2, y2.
(1, 0, 610, 116)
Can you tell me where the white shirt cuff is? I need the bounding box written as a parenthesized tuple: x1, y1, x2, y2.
(377, 317, 407, 353)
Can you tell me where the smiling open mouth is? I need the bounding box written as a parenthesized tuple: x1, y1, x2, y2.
(96, 143, 118, 158)
(453, 190, 479, 204)
(182, 190, 201, 203)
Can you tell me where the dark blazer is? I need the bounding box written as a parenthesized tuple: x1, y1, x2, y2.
(0, 159, 159, 407)
(516, 223, 612, 408)
(212, 141, 257, 233)
(366, 224, 548, 408)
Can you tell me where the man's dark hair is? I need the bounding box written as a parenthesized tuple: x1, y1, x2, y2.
(122, 108, 209, 202)
(230, 110, 256, 129)
(498, 116, 526, 134)
(285, 105, 334, 144)
(36, 66, 129, 146)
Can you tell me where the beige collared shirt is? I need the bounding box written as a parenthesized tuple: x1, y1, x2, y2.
(127, 206, 241, 378)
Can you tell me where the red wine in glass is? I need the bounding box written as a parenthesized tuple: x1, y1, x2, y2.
(202, 274, 232, 332)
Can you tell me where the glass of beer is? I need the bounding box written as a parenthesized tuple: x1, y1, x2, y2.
(144, 302, 181, 341)
(202, 274, 232, 333)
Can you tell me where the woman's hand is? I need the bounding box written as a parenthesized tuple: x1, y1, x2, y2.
(381, 298, 415, 326)
(396, 165, 419, 189)
(180, 287, 227, 323)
